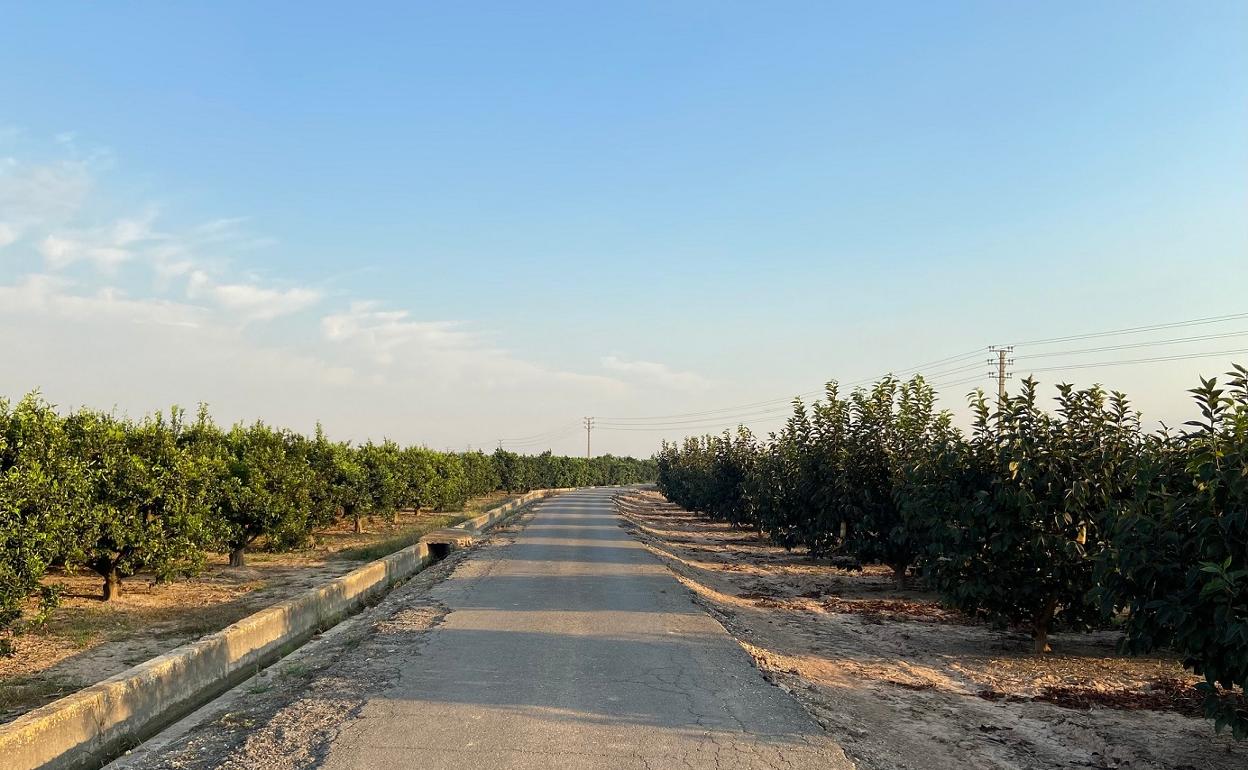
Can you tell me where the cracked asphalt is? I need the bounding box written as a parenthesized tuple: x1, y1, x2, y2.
(319, 488, 854, 769)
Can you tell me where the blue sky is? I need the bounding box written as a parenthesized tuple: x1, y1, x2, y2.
(2, 2, 1246, 454)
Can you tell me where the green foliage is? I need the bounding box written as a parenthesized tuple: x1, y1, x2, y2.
(493, 448, 652, 492)
(925, 380, 1140, 651)
(656, 430, 757, 528)
(216, 422, 319, 566)
(0, 394, 84, 632)
(461, 451, 502, 498)
(0, 392, 655, 636)
(358, 440, 404, 523)
(306, 426, 369, 532)
(656, 367, 1248, 736)
(431, 452, 468, 510)
(63, 408, 217, 598)
(1103, 367, 1248, 737)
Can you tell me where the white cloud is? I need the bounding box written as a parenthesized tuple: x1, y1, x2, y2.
(0, 133, 640, 452)
(600, 355, 712, 392)
(322, 302, 476, 365)
(0, 273, 204, 328)
(0, 158, 93, 230)
(39, 233, 133, 270)
(186, 270, 322, 322)
(322, 301, 627, 396)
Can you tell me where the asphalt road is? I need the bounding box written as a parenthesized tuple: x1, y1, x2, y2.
(319, 488, 853, 770)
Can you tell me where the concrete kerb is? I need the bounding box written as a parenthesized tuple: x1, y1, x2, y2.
(0, 487, 569, 770)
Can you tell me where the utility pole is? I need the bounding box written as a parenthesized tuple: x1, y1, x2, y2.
(987, 345, 1014, 408)
(583, 416, 594, 460)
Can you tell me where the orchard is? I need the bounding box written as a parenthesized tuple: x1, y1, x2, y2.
(0, 395, 655, 647)
(657, 366, 1248, 737)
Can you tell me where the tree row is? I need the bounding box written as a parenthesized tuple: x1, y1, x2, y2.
(0, 393, 655, 645)
(655, 366, 1247, 738)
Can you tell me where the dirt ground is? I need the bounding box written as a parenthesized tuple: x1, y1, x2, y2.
(613, 489, 1247, 770)
(0, 493, 514, 724)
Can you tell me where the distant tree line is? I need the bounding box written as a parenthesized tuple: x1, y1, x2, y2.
(656, 366, 1248, 738)
(0, 394, 655, 644)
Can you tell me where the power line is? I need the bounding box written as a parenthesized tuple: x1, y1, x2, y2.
(498, 422, 581, 443)
(1019, 347, 1248, 375)
(505, 310, 1248, 444)
(598, 390, 824, 422)
(865, 347, 986, 381)
(918, 360, 985, 380)
(597, 404, 801, 428)
(1015, 329, 1248, 361)
(599, 347, 986, 424)
(1011, 311, 1248, 347)
(498, 425, 582, 448)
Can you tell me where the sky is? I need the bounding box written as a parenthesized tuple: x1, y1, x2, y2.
(1, 2, 1246, 456)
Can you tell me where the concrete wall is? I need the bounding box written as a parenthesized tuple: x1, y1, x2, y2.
(0, 488, 565, 770)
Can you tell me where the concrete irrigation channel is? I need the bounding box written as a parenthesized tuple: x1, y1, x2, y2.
(4, 487, 854, 769)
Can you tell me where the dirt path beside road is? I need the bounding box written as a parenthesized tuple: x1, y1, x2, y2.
(613, 489, 1246, 770)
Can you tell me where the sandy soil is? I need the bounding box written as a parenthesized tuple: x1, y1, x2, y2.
(613, 490, 1247, 770)
(0, 496, 513, 723)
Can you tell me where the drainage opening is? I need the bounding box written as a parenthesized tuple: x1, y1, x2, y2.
(428, 542, 452, 561)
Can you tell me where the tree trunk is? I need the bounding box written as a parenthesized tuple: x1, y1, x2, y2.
(892, 563, 908, 588)
(102, 570, 121, 601)
(1033, 597, 1058, 653)
(229, 546, 246, 568)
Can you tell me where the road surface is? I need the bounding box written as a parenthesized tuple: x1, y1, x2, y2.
(317, 488, 852, 769)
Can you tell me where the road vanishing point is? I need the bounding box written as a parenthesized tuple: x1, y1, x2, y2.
(316, 487, 853, 769)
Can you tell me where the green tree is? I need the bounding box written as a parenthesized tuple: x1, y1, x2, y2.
(843, 376, 950, 583)
(1105, 368, 1248, 737)
(461, 451, 501, 498)
(927, 380, 1137, 652)
(64, 409, 216, 599)
(493, 449, 533, 493)
(0, 394, 84, 640)
(359, 440, 404, 525)
(218, 422, 318, 567)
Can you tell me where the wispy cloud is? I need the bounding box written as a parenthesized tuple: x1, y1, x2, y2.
(321, 301, 625, 394)
(322, 302, 477, 365)
(0, 273, 204, 328)
(0, 156, 93, 234)
(188, 270, 322, 322)
(0, 130, 624, 439)
(600, 355, 712, 392)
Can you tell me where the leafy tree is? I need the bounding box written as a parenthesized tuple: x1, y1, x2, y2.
(313, 437, 370, 534)
(431, 452, 468, 510)
(303, 425, 358, 533)
(217, 422, 318, 567)
(64, 409, 216, 599)
(1104, 368, 1248, 736)
(358, 440, 404, 525)
(396, 445, 438, 513)
(844, 376, 951, 583)
(461, 451, 501, 498)
(926, 380, 1138, 651)
(493, 448, 534, 493)
(0, 394, 84, 640)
